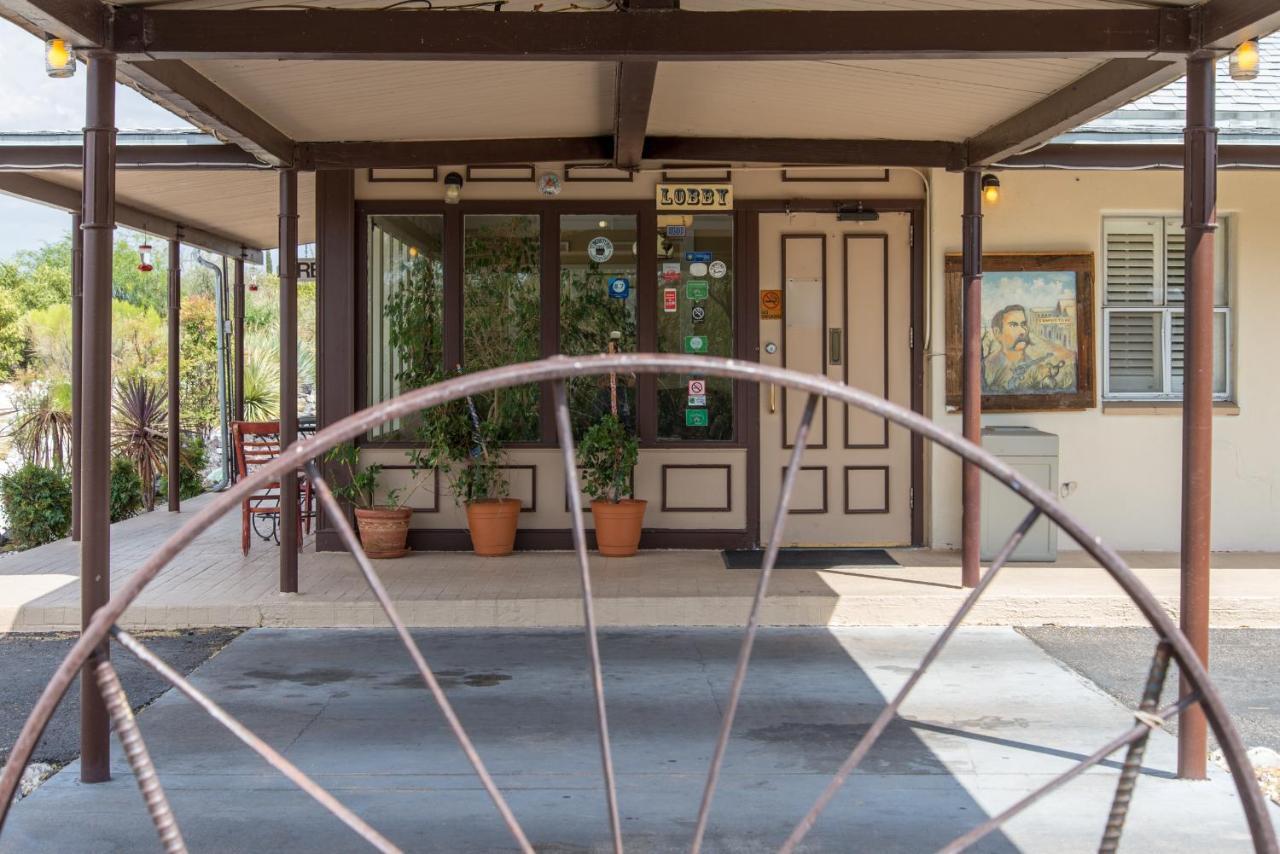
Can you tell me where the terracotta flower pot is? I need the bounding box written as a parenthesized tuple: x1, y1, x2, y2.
(465, 498, 521, 557)
(353, 506, 412, 559)
(590, 499, 647, 557)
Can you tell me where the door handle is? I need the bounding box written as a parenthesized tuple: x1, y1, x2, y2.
(829, 328, 843, 366)
(769, 384, 777, 414)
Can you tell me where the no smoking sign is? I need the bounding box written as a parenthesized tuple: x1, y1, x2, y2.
(687, 379, 706, 396)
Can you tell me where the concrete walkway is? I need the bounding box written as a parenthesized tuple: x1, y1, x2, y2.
(5, 494, 1280, 629)
(2, 627, 1274, 852)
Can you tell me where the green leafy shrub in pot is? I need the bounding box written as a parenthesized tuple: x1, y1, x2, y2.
(0, 463, 71, 549)
(412, 372, 517, 556)
(577, 413, 645, 557)
(109, 456, 144, 523)
(325, 442, 419, 558)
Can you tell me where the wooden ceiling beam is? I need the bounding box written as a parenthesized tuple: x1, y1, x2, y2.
(0, 172, 265, 262)
(299, 137, 614, 170)
(110, 8, 1193, 62)
(0, 143, 269, 170)
(1201, 0, 1280, 49)
(612, 0, 678, 171)
(115, 61, 295, 167)
(964, 59, 1184, 166)
(644, 137, 964, 169)
(0, 0, 295, 167)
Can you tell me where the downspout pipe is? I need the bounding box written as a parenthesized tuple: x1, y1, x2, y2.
(196, 253, 232, 491)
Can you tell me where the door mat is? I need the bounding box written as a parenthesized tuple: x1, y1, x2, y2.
(722, 548, 900, 570)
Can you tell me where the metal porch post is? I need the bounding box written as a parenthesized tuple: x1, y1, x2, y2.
(167, 235, 181, 511)
(79, 51, 116, 784)
(1178, 53, 1217, 781)
(233, 254, 246, 423)
(961, 169, 983, 588)
(279, 169, 299, 593)
(70, 213, 83, 542)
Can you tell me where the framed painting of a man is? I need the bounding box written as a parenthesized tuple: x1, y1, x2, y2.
(945, 252, 1096, 412)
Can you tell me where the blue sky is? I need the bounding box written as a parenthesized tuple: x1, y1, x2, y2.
(0, 20, 190, 260)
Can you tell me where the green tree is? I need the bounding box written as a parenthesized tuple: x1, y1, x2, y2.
(179, 294, 219, 433)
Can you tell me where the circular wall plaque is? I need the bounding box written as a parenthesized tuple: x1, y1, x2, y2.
(587, 236, 614, 263)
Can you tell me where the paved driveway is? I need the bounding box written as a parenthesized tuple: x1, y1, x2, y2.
(2, 627, 1273, 853)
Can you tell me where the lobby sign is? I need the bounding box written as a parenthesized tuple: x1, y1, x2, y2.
(656, 183, 733, 212)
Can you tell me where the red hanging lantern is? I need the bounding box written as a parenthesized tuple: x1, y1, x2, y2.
(137, 236, 155, 273)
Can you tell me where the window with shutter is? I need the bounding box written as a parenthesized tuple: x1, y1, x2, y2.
(1102, 215, 1231, 401)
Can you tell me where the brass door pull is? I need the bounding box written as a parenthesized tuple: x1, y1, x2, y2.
(769, 384, 777, 413)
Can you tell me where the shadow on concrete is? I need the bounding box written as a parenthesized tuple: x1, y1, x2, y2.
(1, 628, 1018, 853)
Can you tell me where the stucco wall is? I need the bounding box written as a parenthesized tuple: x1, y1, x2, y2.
(927, 169, 1280, 551)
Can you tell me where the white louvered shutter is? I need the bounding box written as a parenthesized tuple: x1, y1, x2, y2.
(1167, 218, 1228, 395)
(1105, 218, 1163, 394)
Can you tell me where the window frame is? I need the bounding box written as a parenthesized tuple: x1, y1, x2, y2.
(1101, 214, 1233, 403)
(355, 199, 749, 450)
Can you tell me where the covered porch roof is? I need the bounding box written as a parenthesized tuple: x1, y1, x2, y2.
(1, 0, 1277, 174)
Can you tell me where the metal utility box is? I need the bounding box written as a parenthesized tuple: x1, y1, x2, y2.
(980, 427, 1059, 562)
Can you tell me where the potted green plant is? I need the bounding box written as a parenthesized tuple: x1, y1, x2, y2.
(325, 443, 417, 558)
(578, 413, 644, 557)
(415, 384, 519, 556)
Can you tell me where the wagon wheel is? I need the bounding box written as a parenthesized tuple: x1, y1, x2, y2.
(0, 354, 1273, 854)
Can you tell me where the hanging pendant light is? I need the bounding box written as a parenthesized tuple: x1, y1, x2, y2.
(44, 35, 75, 79)
(1230, 39, 1260, 82)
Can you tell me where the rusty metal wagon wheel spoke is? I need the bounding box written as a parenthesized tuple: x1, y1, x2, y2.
(93, 656, 187, 854)
(937, 692, 1200, 854)
(110, 627, 404, 854)
(0, 355, 1273, 854)
(552, 380, 625, 854)
(1099, 641, 1173, 853)
(780, 506, 1044, 854)
(304, 461, 535, 854)
(690, 393, 820, 854)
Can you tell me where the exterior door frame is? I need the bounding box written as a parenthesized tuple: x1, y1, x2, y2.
(740, 198, 926, 547)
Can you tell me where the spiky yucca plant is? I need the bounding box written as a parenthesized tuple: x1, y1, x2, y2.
(8, 382, 73, 469)
(111, 376, 167, 512)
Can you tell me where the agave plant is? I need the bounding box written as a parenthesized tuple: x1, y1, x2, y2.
(242, 346, 280, 421)
(8, 381, 73, 469)
(111, 376, 168, 512)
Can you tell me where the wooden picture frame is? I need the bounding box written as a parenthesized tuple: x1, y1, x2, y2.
(945, 252, 1096, 412)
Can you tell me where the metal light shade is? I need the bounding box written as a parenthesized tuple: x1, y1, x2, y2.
(44, 36, 75, 78)
(1230, 39, 1260, 81)
(982, 174, 1001, 204)
(444, 172, 463, 204)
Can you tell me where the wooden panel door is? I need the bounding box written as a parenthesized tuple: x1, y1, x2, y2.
(758, 212, 913, 547)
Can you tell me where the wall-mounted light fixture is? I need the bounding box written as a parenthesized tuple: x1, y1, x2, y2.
(44, 35, 75, 79)
(444, 172, 464, 204)
(1230, 38, 1260, 81)
(981, 173, 1001, 205)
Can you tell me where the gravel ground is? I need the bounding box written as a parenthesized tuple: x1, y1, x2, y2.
(1018, 627, 1280, 753)
(0, 629, 242, 771)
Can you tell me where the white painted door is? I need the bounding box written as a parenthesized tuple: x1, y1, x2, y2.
(758, 212, 913, 546)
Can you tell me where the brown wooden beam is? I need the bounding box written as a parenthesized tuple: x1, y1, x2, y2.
(1178, 52, 1217, 783)
(613, 62, 658, 171)
(0, 172, 265, 262)
(998, 143, 1280, 170)
(1202, 0, 1280, 49)
(964, 59, 1184, 165)
(0, 0, 106, 48)
(278, 168, 299, 594)
(110, 8, 1193, 62)
(0, 144, 269, 170)
(167, 235, 181, 513)
(645, 136, 964, 168)
(116, 61, 295, 166)
(299, 137, 613, 169)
